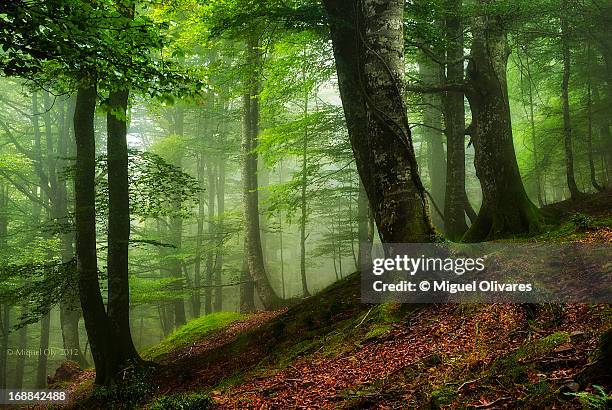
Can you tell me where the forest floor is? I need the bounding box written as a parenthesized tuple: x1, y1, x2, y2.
(51, 191, 611, 409)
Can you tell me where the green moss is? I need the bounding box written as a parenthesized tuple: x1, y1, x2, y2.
(491, 332, 570, 384)
(430, 385, 457, 408)
(364, 324, 393, 341)
(513, 332, 570, 361)
(149, 392, 213, 410)
(142, 312, 245, 360)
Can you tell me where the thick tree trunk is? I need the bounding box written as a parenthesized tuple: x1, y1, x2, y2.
(194, 154, 205, 317)
(106, 88, 140, 364)
(560, 9, 580, 199)
(463, 8, 541, 242)
(324, 0, 434, 245)
(242, 37, 282, 309)
(74, 86, 116, 385)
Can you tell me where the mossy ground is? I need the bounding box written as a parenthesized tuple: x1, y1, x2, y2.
(141, 311, 245, 360)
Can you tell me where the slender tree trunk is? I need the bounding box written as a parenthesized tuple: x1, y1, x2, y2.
(299, 58, 310, 297)
(522, 52, 544, 206)
(324, 0, 434, 244)
(560, 6, 580, 199)
(278, 161, 286, 298)
(213, 154, 225, 311)
(418, 55, 446, 229)
(205, 160, 216, 313)
(586, 49, 603, 191)
(242, 37, 282, 309)
(171, 107, 186, 327)
(13, 307, 27, 389)
(74, 85, 116, 385)
(106, 88, 141, 364)
(463, 6, 541, 241)
(57, 96, 87, 367)
(442, 0, 470, 240)
(194, 154, 205, 317)
(35, 312, 51, 387)
(0, 304, 8, 390)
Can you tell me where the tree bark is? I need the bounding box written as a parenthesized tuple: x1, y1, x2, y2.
(357, 180, 373, 267)
(323, 0, 434, 245)
(242, 37, 283, 309)
(463, 6, 541, 241)
(74, 85, 116, 385)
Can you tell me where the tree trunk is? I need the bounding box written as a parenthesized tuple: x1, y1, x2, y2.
(213, 154, 225, 312)
(560, 7, 580, 199)
(463, 7, 541, 242)
(106, 88, 141, 365)
(242, 37, 282, 309)
(357, 180, 373, 267)
(57, 95, 87, 367)
(35, 312, 51, 387)
(239, 252, 255, 313)
(323, 0, 434, 245)
(170, 107, 186, 327)
(13, 307, 28, 389)
(587, 76, 603, 191)
(299, 57, 310, 297)
(205, 160, 216, 313)
(74, 85, 116, 385)
(442, 0, 470, 240)
(194, 153, 205, 317)
(0, 304, 8, 390)
(418, 55, 446, 229)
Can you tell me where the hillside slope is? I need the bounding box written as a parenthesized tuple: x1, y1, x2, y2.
(58, 191, 612, 409)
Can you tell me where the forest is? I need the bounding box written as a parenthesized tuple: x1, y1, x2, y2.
(0, 0, 610, 408)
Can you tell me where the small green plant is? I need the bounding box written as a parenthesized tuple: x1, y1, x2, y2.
(565, 385, 611, 409)
(150, 392, 214, 410)
(571, 213, 593, 231)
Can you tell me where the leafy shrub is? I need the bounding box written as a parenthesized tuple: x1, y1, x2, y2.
(90, 365, 156, 409)
(150, 392, 214, 410)
(571, 213, 593, 231)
